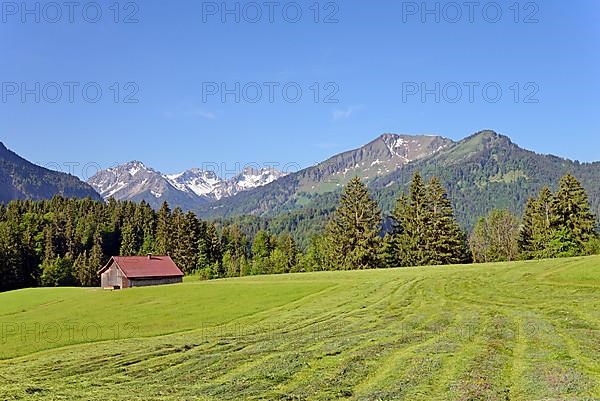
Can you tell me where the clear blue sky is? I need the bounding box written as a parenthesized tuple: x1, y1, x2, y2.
(1, 0, 598, 179)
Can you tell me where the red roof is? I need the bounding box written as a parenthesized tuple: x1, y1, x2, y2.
(99, 256, 184, 279)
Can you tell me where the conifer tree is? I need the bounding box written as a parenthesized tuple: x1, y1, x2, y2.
(427, 177, 469, 265)
(84, 229, 104, 287)
(120, 222, 138, 256)
(173, 211, 200, 274)
(221, 225, 249, 277)
(197, 222, 223, 278)
(74, 250, 89, 286)
(551, 174, 596, 249)
(386, 173, 468, 267)
(388, 172, 431, 267)
(519, 187, 554, 259)
(277, 234, 298, 273)
(155, 202, 172, 255)
(324, 177, 382, 270)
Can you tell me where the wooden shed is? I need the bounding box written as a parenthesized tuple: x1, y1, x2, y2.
(98, 255, 184, 289)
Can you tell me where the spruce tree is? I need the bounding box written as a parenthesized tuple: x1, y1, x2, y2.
(324, 177, 382, 270)
(173, 211, 200, 274)
(84, 229, 104, 287)
(551, 174, 596, 250)
(427, 177, 469, 265)
(197, 222, 223, 278)
(155, 202, 172, 255)
(388, 172, 431, 267)
(120, 222, 138, 256)
(277, 234, 298, 273)
(222, 225, 249, 277)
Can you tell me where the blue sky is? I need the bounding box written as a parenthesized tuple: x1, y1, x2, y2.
(1, 0, 598, 179)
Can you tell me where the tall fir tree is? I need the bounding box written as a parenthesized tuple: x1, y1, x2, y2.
(551, 174, 596, 249)
(120, 222, 138, 256)
(387, 172, 431, 267)
(324, 177, 382, 270)
(173, 211, 200, 274)
(277, 234, 298, 273)
(427, 177, 470, 265)
(197, 222, 223, 278)
(386, 173, 469, 267)
(155, 202, 172, 256)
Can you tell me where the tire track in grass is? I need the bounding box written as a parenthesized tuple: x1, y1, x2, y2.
(405, 305, 491, 401)
(507, 311, 529, 401)
(543, 309, 600, 398)
(510, 311, 596, 400)
(444, 310, 517, 401)
(350, 306, 468, 399)
(273, 282, 440, 398)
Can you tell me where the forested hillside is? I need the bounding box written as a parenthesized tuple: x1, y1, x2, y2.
(0, 142, 101, 203)
(211, 131, 600, 236)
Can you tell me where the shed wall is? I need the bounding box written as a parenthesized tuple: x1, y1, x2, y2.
(101, 262, 125, 289)
(129, 277, 183, 287)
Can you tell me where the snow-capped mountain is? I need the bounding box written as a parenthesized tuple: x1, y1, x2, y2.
(165, 166, 286, 200)
(87, 162, 287, 210)
(166, 169, 223, 198)
(214, 167, 287, 200)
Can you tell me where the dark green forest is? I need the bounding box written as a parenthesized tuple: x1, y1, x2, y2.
(0, 172, 598, 293)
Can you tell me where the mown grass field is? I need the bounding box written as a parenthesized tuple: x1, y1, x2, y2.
(1, 257, 600, 400)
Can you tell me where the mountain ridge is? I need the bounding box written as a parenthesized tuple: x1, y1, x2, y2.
(195, 130, 600, 231)
(87, 161, 287, 210)
(0, 142, 102, 203)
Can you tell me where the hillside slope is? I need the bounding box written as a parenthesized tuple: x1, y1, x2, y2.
(0, 142, 102, 203)
(1, 256, 599, 400)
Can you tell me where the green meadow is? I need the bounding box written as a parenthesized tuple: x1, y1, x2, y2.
(1, 256, 600, 400)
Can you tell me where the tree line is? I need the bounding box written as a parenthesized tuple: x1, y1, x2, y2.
(470, 174, 599, 262)
(0, 172, 597, 292)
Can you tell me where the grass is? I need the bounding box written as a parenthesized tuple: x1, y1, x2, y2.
(1, 256, 600, 400)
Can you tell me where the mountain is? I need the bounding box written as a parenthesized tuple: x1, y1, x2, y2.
(373, 130, 600, 227)
(196, 131, 600, 232)
(196, 134, 455, 217)
(87, 162, 286, 210)
(0, 142, 102, 203)
(87, 161, 205, 210)
(214, 167, 288, 199)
